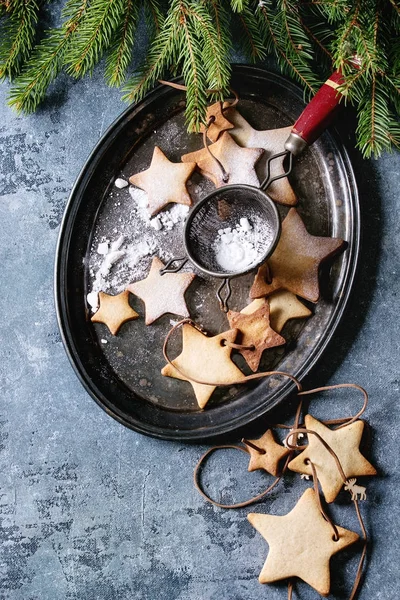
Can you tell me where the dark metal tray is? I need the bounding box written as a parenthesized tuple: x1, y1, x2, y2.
(55, 65, 359, 441)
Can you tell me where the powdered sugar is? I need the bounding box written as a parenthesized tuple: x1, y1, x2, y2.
(114, 177, 128, 189)
(129, 185, 190, 231)
(89, 235, 158, 302)
(87, 184, 192, 309)
(214, 216, 273, 273)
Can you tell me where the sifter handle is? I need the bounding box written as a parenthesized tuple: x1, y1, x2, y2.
(284, 70, 346, 156)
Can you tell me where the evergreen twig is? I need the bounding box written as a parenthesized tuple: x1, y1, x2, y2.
(8, 0, 88, 112)
(2, 0, 400, 157)
(105, 0, 140, 87)
(0, 0, 41, 80)
(64, 0, 125, 77)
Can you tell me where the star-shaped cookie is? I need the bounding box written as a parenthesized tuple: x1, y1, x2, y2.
(288, 414, 377, 503)
(227, 304, 285, 372)
(161, 324, 246, 409)
(222, 105, 297, 206)
(241, 291, 312, 333)
(248, 488, 359, 595)
(250, 208, 346, 302)
(129, 146, 196, 216)
(245, 430, 291, 476)
(127, 257, 195, 325)
(199, 101, 234, 142)
(91, 290, 139, 335)
(181, 132, 263, 188)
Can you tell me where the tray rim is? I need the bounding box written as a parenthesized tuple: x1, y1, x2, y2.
(54, 64, 361, 441)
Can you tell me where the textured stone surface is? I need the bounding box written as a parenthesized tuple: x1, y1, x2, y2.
(0, 36, 399, 600)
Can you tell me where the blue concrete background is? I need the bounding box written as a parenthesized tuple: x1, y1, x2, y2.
(0, 18, 399, 600)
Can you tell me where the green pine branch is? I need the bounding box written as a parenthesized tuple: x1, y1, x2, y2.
(187, 2, 231, 94)
(64, 0, 126, 77)
(233, 4, 267, 62)
(2, 0, 400, 158)
(123, 0, 231, 131)
(257, 1, 320, 94)
(356, 73, 400, 157)
(105, 0, 140, 87)
(143, 0, 165, 36)
(0, 0, 41, 80)
(8, 0, 88, 112)
(122, 0, 182, 104)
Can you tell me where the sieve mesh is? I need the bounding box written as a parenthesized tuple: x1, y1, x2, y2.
(184, 185, 280, 277)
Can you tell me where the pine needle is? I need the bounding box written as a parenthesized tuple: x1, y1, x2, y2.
(64, 0, 125, 77)
(2, 0, 400, 157)
(8, 0, 88, 112)
(0, 0, 40, 80)
(105, 0, 139, 87)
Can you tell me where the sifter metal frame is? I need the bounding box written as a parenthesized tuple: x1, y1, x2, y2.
(182, 183, 281, 279)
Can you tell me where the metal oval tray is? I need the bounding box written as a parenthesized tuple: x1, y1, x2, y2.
(55, 65, 359, 441)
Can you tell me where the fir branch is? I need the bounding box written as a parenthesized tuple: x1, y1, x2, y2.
(143, 0, 165, 36)
(124, 0, 229, 131)
(105, 0, 139, 87)
(310, 0, 349, 23)
(257, 1, 319, 93)
(234, 4, 267, 62)
(330, 0, 361, 67)
(0, 0, 399, 158)
(8, 0, 88, 112)
(64, 0, 125, 77)
(387, 0, 400, 18)
(0, 0, 40, 80)
(187, 3, 231, 94)
(297, 9, 333, 62)
(231, 0, 244, 12)
(179, 2, 208, 130)
(204, 0, 230, 55)
(122, 0, 182, 103)
(356, 73, 400, 157)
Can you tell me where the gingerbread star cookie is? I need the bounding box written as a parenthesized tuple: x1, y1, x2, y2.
(181, 132, 263, 188)
(245, 430, 291, 476)
(199, 101, 234, 142)
(129, 146, 196, 216)
(227, 304, 285, 372)
(288, 414, 377, 503)
(91, 290, 139, 335)
(127, 257, 195, 325)
(222, 105, 296, 206)
(241, 291, 312, 333)
(248, 488, 359, 595)
(250, 208, 346, 302)
(161, 324, 246, 409)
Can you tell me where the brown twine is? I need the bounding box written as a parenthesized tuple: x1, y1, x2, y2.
(163, 318, 303, 391)
(242, 439, 265, 453)
(194, 426, 368, 598)
(285, 428, 348, 483)
(158, 79, 239, 111)
(202, 114, 230, 183)
(159, 80, 239, 184)
(298, 383, 368, 429)
(308, 458, 340, 541)
(193, 395, 304, 509)
(283, 429, 368, 600)
(350, 499, 368, 600)
(286, 454, 367, 600)
(193, 448, 291, 509)
(274, 383, 368, 431)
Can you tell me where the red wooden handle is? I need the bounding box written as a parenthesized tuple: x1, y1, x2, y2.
(291, 70, 346, 146)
